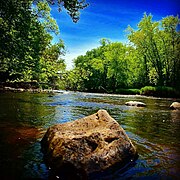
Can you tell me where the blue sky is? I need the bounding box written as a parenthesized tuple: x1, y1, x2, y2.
(51, 0, 179, 69)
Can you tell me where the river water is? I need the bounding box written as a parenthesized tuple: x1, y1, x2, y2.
(0, 91, 179, 179)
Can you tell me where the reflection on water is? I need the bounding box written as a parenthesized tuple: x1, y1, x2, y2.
(0, 91, 180, 179)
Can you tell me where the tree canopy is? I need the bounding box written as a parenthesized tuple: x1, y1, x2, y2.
(127, 14, 180, 88)
(0, 0, 88, 87)
(36, 0, 89, 22)
(67, 14, 180, 92)
(0, 0, 179, 93)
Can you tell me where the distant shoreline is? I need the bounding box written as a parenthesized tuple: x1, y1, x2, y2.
(0, 86, 54, 93)
(1, 85, 179, 100)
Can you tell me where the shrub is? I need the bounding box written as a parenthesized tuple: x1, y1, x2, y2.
(140, 86, 180, 97)
(140, 86, 156, 96)
(115, 88, 140, 95)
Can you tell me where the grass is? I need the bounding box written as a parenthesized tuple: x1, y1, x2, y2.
(140, 86, 180, 98)
(115, 88, 140, 95)
(114, 86, 179, 98)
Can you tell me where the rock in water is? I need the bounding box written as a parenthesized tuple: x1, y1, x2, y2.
(41, 109, 137, 178)
(170, 102, 180, 110)
(125, 101, 146, 107)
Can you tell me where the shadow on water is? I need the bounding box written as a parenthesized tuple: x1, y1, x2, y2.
(0, 91, 180, 179)
(0, 124, 46, 179)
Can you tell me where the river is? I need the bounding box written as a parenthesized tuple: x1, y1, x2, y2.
(0, 91, 179, 179)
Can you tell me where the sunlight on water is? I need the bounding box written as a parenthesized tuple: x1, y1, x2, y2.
(0, 91, 179, 179)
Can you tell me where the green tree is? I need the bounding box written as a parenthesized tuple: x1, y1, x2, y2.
(39, 40, 66, 87)
(0, 0, 88, 85)
(160, 16, 180, 88)
(127, 14, 180, 88)
(32, 0, 59, 34)
(0, 0, 50, 82)
(72, 40, 134, 92)
(75, 39, 111, 92)
(36, 0, 89, 22)
(126, 46, 146, 88)
(104, 42, 128, 91)
(67, 14, 179, 92)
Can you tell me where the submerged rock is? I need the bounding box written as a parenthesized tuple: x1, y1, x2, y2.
(41, 109, 137, 178)
(170, 102, 180, 110)
(125, 101, 146, 107)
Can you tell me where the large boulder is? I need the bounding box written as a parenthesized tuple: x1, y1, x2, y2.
(125, 101, 146, 107)
(41, 109, 137, 178)
(170, 102, 180, 110)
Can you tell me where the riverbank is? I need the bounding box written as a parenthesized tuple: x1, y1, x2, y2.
(0, 86, 55, 93)
(139, 86, 180, 98)
(0, 82, 54, 93)
(0, 82, 179, 98)
(87, 86, 180, 98)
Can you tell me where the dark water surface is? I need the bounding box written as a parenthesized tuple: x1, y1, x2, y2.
(0, 91, 180, 179)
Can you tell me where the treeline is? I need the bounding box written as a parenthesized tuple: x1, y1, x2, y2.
(1, 1, 180, 96)
(66, 14, 180, 94)
(0, 0, 87, 88)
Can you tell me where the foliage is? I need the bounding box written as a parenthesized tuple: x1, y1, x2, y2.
(35, 0, 89, 22)
(140, 86, 179, 97)
(0, 0, 86, 88)
(115, 88, 140, 95)
(65, 67, 90, 91)
(0, 0, 179, 97)
(69, 40, 146, 92)
(140, 86, 156, 96)
(73, 43, 109, 92)
(127, 13, 180, 88)
(39, 40, 66, 87)
(32, 0, 59, 34)
(66, 14, 179, 96)
(0, 0, 48, 82)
